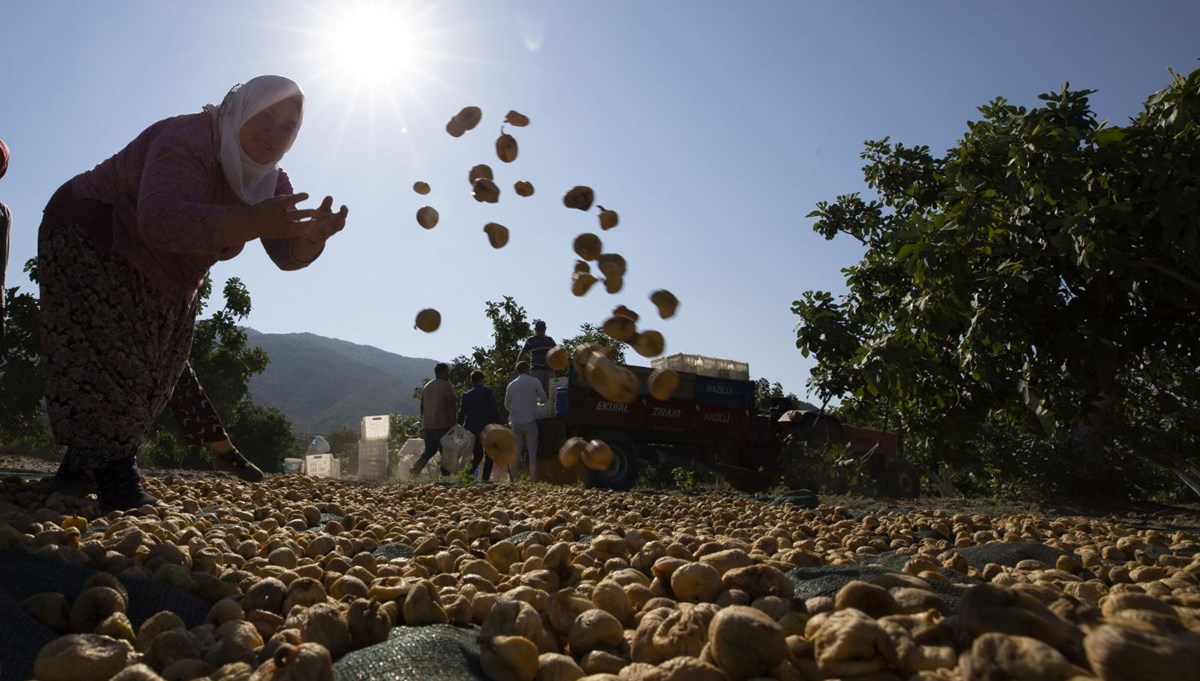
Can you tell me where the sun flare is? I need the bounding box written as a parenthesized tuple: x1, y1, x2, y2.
(328, 4, 428, 90)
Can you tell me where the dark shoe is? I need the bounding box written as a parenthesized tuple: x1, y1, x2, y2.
(408, 464, 423, 478)
(40, 451, 97, 496)
(40, 472, 95, 497)
(439, 467, 451, 477)
(213, 448, 265, 482)
(94, 457, 159, 512)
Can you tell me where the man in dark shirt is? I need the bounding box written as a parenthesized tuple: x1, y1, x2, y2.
(519, 319, 557, 391)
(459, 370, 502, 480)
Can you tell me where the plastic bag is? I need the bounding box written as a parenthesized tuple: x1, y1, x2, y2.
(439, 425, 475, 473)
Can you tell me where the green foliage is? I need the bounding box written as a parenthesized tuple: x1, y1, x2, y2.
(752, 377, 802, 411)
(0, 259, 49, 446)
(225, 402, 297, 473)
(794, 69, 1200, 499)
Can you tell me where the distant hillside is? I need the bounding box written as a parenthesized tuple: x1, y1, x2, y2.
(244, 329, 441, 434)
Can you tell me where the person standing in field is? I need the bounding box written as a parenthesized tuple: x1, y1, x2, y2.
(518, 319, 556, 391)
(35, 76, 348, 511)
(412, 362, 457, 478)
(0, 138, 10, 344)
(504, 361, 546, 480)
(458, 369, 501, 481)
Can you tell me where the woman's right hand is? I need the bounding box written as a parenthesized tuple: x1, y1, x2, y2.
(222, 193, 318, 247)
(249, 193, 319, 239)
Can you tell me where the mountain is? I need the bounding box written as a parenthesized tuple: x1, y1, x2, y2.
(243, 329, 440, 434)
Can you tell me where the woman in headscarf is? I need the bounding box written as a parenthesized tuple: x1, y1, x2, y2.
(37, 75, 347, 511)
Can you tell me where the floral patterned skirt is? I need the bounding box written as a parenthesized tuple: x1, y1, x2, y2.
(38, 224, 201, 459)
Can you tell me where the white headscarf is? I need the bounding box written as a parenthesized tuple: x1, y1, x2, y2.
(204, 75, 304, 204)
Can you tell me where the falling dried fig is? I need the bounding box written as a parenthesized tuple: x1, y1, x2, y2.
(571, 272, 598, 297)
(470, 164, 494, 184)
(472, 178, 500, 203)
(496, 129, 519, 163)
(573, 233, 602, 261)
(651, 290, 679, 319)
(514, 180, 534, 197)
(446, 118, 465, 138)
(597, 206, 619, 230)
(596, 253, 626, 279)
(612, 305, 639, 322)
(602, 316, 638, 343)
(412, 181, 431, 195)
(484, 223, 510, 249)
(563, 186, 594, 211)
(483, 424, 519, 467)
(505, 110, 530, 127)
(455, 105, 483, 131)
(603, 274, 624, 294)
(558, 437, 587, 469)
(416, 206, 439, 229)
(583, 440, 614, 471)
(633, 330, 665, 358)
(415, 308, 441, 332)
(647, 368, 679, 401)
(545, 346, 569, 371)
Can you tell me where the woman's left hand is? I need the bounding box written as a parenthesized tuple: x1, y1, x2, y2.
(302, 195, 348, 244)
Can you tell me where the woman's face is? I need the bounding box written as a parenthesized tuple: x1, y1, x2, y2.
(239, 97, 301, 164)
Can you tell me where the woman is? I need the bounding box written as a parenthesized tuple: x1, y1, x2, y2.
(38, 75, 347, 511)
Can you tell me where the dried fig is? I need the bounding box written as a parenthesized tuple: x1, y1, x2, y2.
(415, 308, 441, 332)
(484, 222, 510, 249)
(514, 180, 534, 197)
(546, 346, 569, 371)
(571, 272, 598, 297)
(455, 106, 483, 131)
(472, 178, 500, 203)
(601, 315, 637, 343)
(583, 440, 614, 472)
(563, 186, 595, 211)
(505, 110, 530, 127)
(496, 129, 518, 163)
(632, 330, 665, 358)
(650, 290, 679, 319)
(416, 206, 439, 229)
(558, 437, 587, 469)
(469, 164, 494, 184)
(647, 368, 679, 401)
(482, 424, 519, 467)
(479, 634, 539, 681)
(597, 206, 619, 230)
(573, 233, 602, 261)
(412, 181, 431, 195)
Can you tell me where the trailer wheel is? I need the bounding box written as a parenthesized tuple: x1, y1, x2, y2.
(584, 431, 638, 491)
(884, 459, 920, 498)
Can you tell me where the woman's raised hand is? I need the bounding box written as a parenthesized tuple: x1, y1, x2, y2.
(249, 193, 318, 239)
(304, 195, 349, 243)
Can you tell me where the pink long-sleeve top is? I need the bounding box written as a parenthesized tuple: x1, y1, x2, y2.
(68, 111, 316, 303)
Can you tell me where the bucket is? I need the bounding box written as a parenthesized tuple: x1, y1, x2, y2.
(282, 458, 304, 475)
(556, 387, 568, 416)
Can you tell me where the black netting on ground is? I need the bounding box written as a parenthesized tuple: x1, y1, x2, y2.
(333, 624, 486, 681)
(0, 549, 210, 681)
(373, 542, 416, 561)
(786, 542, 1071, 612)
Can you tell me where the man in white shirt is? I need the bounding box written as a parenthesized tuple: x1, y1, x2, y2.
(504, 361, 547, 480)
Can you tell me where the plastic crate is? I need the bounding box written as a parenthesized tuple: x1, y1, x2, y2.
(306, 453, 340, 479)
(357, 439, 390, 482)
(651, 353, 749, 381)
(361, 414, 391, 441)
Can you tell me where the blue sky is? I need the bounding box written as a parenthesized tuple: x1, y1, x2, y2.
(2, 1, 1197, 402)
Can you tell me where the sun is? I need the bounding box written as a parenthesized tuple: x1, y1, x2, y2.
(325, 3, 431, 91)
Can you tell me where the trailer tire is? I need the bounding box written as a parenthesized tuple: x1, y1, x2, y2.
(584, 431, 638, 491)
(885, 459, 920, 498)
